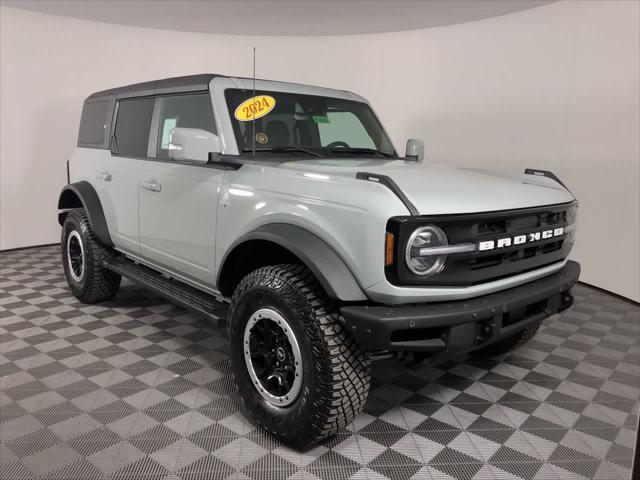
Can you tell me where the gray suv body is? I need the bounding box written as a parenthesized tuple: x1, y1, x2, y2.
(58, 74, 580, 447)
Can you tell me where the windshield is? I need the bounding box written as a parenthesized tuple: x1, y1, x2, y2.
(225, 89, 396, 158)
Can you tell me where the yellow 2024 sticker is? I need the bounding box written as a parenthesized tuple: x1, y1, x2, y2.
(234, 95, 276, 121)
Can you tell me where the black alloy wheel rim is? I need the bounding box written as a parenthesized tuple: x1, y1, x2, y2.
(66, 231, 84, 282)
(243, 308, 303, 406)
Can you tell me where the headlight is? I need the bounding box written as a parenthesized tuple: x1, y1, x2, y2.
(405, 225, 448, 276)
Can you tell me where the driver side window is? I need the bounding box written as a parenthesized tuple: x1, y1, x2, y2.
(317, 111, 375, 149)
(155, 93, 215, 160)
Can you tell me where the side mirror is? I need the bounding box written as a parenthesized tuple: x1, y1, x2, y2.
(405, 138, 425, 164)
(168, 128, 221, 163)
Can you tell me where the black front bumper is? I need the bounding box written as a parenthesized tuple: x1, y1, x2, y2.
(341, 261, 580, 352)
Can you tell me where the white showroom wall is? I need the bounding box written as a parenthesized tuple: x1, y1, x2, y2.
(1, 1, 638, 300)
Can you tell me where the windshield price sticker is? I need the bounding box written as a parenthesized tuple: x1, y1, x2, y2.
(234, 95, 276, 121)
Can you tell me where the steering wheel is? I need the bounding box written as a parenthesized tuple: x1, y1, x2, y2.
(326, 141, 350, 149)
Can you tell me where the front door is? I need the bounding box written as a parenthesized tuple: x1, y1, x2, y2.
(138, 93, 224, 288)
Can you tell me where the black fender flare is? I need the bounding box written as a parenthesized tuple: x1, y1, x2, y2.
(57, 181, 113, 247)
(218, 224, 367, 302)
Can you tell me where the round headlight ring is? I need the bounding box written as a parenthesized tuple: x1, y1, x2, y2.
(405, 225, 448, 276)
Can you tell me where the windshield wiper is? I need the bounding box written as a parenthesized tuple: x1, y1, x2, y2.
(329, 147, 394, 158)
(243, 146, 321, 157)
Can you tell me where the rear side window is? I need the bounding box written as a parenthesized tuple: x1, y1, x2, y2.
(78, 100, 110, 147)
(114, 97, 155, 158)
(155, 94, 215, 160)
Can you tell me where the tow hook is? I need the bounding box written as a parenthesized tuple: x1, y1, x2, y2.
(475, 321, 493, 344)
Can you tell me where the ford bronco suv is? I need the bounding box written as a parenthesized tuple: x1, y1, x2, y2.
(58, 74, 579, 448)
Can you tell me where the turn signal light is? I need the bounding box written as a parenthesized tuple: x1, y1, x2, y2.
(385, 232, 394, 266)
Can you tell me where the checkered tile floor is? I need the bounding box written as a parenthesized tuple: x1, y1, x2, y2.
(1, 246, 638, 480)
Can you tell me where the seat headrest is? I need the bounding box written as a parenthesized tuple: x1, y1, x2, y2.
(264, 121, 290, 146)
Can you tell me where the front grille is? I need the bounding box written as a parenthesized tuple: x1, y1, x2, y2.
(468, 239, 564, 271)
(386, 201, 576, 287)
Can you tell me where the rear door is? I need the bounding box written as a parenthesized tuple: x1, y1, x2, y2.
(95, 97, 155, 254)
(138, 93, 225, 288)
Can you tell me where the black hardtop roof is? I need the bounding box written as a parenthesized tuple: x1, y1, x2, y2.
(85, 74, 353, 104)
(87, 74, 223, 101)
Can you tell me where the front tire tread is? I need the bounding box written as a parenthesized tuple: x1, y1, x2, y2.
(229, 264, 370, 448)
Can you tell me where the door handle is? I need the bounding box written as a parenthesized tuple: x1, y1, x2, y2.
(98, 172, 112, 182)
(141, 179, 162, 192)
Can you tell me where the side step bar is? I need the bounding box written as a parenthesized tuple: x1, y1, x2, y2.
(103, 256, 227, 323)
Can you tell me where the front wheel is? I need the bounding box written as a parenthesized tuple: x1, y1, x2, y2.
(228, 265, 371, 449)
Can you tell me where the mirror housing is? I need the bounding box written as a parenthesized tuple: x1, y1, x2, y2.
(168, 128, 221, 163)
(405, 138, 425, 164)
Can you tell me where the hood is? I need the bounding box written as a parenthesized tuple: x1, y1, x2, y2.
(278, 159, 574, 215)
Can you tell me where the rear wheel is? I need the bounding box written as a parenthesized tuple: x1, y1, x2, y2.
(474, 320, 542, 356)
(61, 209, 121, 303)
(228, 264, 371, 448)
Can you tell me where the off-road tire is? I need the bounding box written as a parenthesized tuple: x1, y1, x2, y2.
(228, 264, 371, 449)
(61, 209, 121, 303)
(475, 320, 542, 356)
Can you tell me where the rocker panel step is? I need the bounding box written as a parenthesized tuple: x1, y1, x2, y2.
(103, 256, 227, 323)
